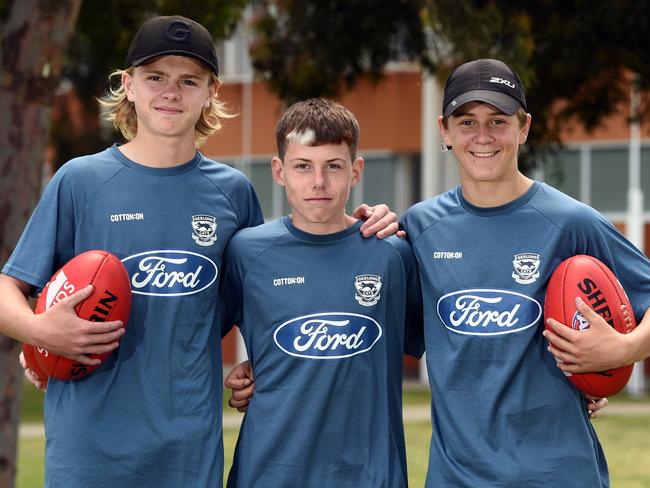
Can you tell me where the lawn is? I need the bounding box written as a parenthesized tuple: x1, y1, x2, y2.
(16, 382, 650, 487)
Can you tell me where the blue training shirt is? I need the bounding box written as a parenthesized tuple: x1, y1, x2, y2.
(401, 181, 650, 488)
(222, 216, 423, 488)
(3, 144, 263, 488)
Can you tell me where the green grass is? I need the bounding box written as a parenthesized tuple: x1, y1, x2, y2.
(402, 381, 433, 405)
(17, 381, 650, 488)
(17, 437, 44, 488)
(19, 381, 45, 423)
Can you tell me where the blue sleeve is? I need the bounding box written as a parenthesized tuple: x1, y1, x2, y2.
(200, 157, 264, 231)
(570, 208, 650, 322)
(401, 243, 424, 358)
(234, 177, 264, 231)
(220, 234, 246, 338)
(387, 237, 424, 358)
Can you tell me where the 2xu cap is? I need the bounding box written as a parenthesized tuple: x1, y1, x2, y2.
(442, 59, 527, 117)
(126, 15, 219, 75)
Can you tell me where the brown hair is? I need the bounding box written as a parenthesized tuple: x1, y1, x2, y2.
(99, 67, 234, 147)
(276, 98, 360, 160)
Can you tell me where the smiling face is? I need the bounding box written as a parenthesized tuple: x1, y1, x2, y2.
(272, 141, 364, 235)
(123, 55, 215, 145)
(439, 101, 531, 186)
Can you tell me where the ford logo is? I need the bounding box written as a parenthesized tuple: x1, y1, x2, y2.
(122, 250, 218, 296)
(437, 289, 541, 336)
(274, 312, 382, 359)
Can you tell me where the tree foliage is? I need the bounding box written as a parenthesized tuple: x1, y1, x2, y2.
(424, 0, 650, 166)
(249, 0, 433, 105)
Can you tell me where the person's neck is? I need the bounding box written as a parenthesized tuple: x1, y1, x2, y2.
(460, 173, 533, 208)
(290, 213, 357, 235)
(119, 133, 197, 168)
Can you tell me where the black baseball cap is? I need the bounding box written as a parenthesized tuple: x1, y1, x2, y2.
(442, 59, 527, 117)
(126, 15, 219, 75)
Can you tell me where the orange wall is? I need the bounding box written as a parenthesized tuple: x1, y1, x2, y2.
(203, 82, 281, 157)
(339, 72, 422, 152)
(203, 71, 423, 159)
(561, 104, 650, 143)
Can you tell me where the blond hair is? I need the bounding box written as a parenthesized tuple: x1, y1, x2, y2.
(99, 67, 234, 147)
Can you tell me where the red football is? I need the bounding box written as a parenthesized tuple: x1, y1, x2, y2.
(544, 254, 636, 397)
(23, 250, 132, 381)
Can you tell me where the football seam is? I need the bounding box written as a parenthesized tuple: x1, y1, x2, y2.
(560, 257, 571, 326)
(582, 255, 632, 396)
(89, 250, 110, 288)
(587, 255, 633, 334)
(67, 251, 111, 368)
(78, 250, 111, 318)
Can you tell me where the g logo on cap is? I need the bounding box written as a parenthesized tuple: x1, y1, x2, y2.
(165, 20, 191, 43)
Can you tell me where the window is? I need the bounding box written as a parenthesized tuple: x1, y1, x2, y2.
(640, 147, 650, 211)
(249, 163, 274, 219)
(591, 148, 628, 212)
(547, 149, 581, 201)
(354, 156, 396, 212)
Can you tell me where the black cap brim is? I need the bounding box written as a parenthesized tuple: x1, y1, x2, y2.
(443, 90, 522, 117)
(131, 50, 218, 75)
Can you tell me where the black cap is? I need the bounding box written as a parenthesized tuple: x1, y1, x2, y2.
(126, 15, 219, 75)
(442, 59, 526, 117)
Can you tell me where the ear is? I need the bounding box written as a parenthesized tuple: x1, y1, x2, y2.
(271, 157, 285, 186)
(123, 71, 135, 102)
(204, 84, 217, 108)
(351, 157, 364, 187)
(437, 115, 451, 147)
(518, 113, 532, 144)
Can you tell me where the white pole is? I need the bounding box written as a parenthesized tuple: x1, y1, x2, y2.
(626, 72, 645, 396)
(421, 73, 436, 200)
(421, 73, 444, 200)
(419, 72, 445, 385)
(418, 73, 436, 385)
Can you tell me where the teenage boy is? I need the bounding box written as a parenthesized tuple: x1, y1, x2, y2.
(400, 58, 650, 487)
(221, 98, 423, 487)
(0, 16, 397, 487)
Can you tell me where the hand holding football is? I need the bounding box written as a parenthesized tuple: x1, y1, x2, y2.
(23, 250, 132, 381)
(544, 255, 636, 397)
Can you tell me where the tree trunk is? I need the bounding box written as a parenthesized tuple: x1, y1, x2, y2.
(0, 1, 81, 486)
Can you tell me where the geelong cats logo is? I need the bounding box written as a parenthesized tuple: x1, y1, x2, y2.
(354, 274, 382, 306)
(512, 253, 541, 284)
(192, 215, 217, 246)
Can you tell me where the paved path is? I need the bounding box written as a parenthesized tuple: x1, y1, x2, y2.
(401, 401, 650, 422)
(18, 401, 650, 439)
